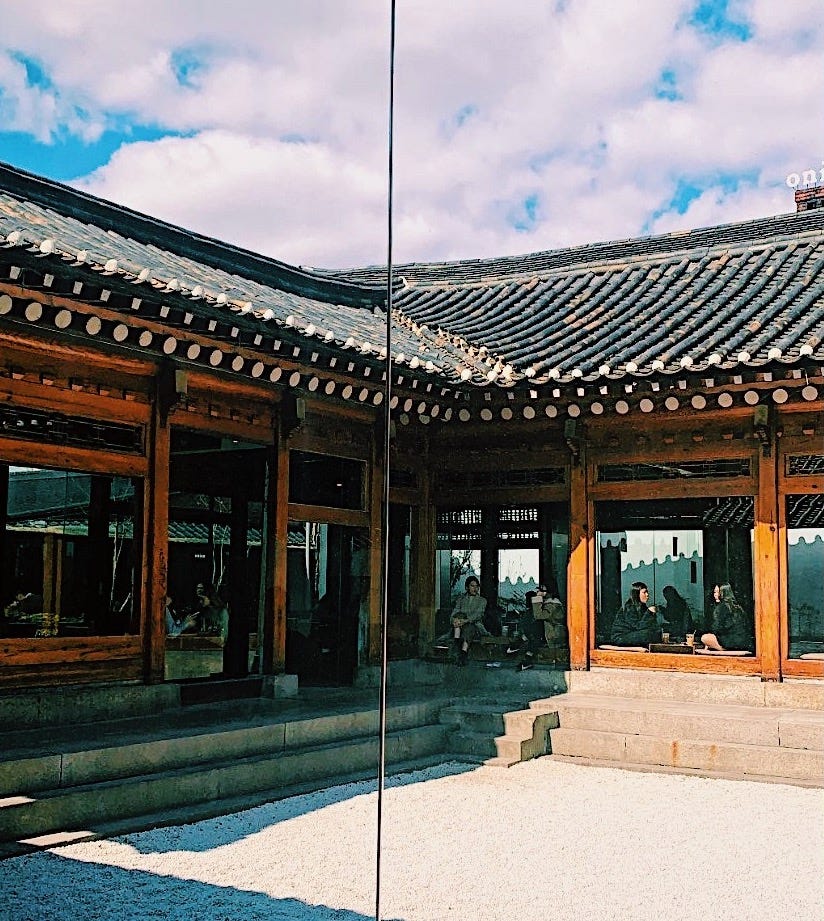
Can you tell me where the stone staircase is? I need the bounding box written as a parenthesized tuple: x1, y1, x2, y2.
(0, 688, 459, 853)
(492, 669, 824, 786)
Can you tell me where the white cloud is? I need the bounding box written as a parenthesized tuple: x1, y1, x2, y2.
(0, 0, 821, 268)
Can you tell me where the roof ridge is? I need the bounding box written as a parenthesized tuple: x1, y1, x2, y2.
(0, 160, 385, 309)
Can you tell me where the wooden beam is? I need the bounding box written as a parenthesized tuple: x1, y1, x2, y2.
(589, 649, 762, 675)
(0, 437, 147, 477)
(0, 376, 151, 423)
(286, 503, 370, 528)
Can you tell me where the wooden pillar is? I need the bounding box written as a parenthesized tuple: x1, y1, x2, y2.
(269, 432, 289, 673)
(144, 401, 169, 684)
(87, 475, 112, 632)
(257, 443, 277, 674)
(0, 464, 8, 606)
(755, 447, 781, 681)
(42, 533, 57, 615)
(413, 463, 436, 652)
(368, 431, 385, 664)
(567, 447, 590, 670)
(224, 495, 249, 677)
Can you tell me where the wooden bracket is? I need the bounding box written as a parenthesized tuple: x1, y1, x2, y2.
(564, 418, 580, 466)
(753, 405, 771, 457)
(157, 362, 187, 426)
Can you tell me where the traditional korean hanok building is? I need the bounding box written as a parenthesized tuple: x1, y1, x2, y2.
(0, 162, 822, 695)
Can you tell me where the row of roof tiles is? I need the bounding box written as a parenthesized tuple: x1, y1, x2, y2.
(0, 162, 822, 392)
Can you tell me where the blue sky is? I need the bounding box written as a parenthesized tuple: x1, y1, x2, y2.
(0, 0, 821, 268)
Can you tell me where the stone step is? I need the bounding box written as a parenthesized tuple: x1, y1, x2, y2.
(439, 702, 524, 735)
(549, 727, 824, 784)
(0, 683, 180, 730)
(0, 699, 448, 798)
(0, 724, 451, 842)
(546, 694, 824, 750)
(491, 708, 559, 766)
(565, 669, 824, 710)
(449, 730, 499, 758)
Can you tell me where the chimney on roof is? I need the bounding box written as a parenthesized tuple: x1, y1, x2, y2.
(794, 184, 824, 213)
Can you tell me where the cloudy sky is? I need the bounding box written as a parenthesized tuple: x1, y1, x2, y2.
(0, 0, 821, 269)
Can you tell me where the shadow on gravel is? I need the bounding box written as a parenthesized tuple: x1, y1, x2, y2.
(1, 850, 403, 921)
(112, 760, 476, 855)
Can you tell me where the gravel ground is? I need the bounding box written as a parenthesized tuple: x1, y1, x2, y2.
(2, 759, 822, 921)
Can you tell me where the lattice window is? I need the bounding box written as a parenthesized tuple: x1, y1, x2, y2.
(787, 455, 824, 476)
(436, 507, 483, 545)
(702, 496, 754, 527)
(439, 466, 565, 489)
(0, 404, 143, 453)
(787, 494, 824, 528)
(598, 459, 751, 482)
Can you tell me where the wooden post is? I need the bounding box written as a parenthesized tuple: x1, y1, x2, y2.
(269, 432, 289, 673)
(368, 431, 385, 664)
(144, 400, 169, 684)
(413, 463, 436, 652)
(755, 447, 781, 681)
(567, 447, 590, 670)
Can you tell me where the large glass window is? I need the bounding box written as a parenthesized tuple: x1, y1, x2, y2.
(387, 504, 416, 659)
(435, 503, 568, 639)
(787, 494, 824, 660)
(166, 430, 269, 680)
(289, 451, 364, 510)
(595, 497, 755, 650)
(285, 521, 369, 685)
(1, 464, 141, 637)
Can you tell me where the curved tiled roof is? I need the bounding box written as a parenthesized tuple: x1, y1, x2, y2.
(335, 210, 824, 387)
(0, 161, 822, 395)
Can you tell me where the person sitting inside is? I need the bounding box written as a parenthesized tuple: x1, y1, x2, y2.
(4, 590, 43, 617)
(658, 585, 693, 640)
(451, 575, 486, 666)
(164, 594, 196, 637)
(507, 587, 546, 671)
(610, 581, 660, 647)
(536, 576, 568, 665)
(195, 582, 229, 642)
(701, 583, 753, 652)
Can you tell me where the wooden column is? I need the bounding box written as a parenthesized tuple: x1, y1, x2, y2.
(144, 401, 169, 684)
(567, 447, 590, 671)
(257, 443, 277, 674)
(368, 431, 385, 664)
(224, 495, 249, 677)
(0, 465, 8, 607)
(755, 446, 781, 681)
(269, 432, 289, 673)
(413, 462, 436, 652)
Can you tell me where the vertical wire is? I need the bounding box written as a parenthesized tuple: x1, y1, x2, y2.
(375, 1, 396, 919)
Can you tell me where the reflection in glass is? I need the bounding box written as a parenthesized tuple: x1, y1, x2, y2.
(1, 464, 140, 637)
(286, 521, 369, 686)
(166, 430, 268, 680)
(595, 498, 755, 650)
(787, 494, 824, 659)
(387, 504, 416, 659)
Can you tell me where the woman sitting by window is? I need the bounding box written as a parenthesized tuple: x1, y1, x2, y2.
(610, 581, 660, 647)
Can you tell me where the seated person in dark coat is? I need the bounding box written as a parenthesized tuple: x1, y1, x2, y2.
(610, 581, 660, 647)
(701, 583, 753, 651)
(658, 585, 693, 640)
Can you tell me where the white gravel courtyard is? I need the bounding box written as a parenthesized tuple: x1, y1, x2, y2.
(2, 759, 822, 921)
